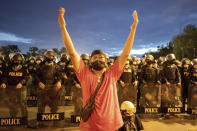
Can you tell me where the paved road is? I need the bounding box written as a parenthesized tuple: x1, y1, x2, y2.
(0, 105, 197, 131)
(0, 118, 197, 131)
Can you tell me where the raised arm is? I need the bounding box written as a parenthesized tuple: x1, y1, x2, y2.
(118, 10, 139, 70)
(58, 8, 81, 72)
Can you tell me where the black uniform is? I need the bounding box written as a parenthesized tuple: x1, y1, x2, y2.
(161, 61, 182, 107)
(180, 63, 191, 109)
(0, 59, 7, 104)
(188, 64, 197, 108)
(35, 60, 62, 113)
(118, 68, 137, 106)
(3, 63, 28, 117)
(25, 60, 37, 96)
(139, 64, 161, 107)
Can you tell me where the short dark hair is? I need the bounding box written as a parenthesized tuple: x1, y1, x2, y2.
(91, 49, 106, 58)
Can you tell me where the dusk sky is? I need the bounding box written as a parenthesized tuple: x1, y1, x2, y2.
(0, 0, 197, 57)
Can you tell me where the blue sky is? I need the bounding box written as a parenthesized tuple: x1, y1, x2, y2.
(0, 0, 197, 57)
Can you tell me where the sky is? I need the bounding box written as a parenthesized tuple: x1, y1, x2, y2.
(0, 0, 197, 57)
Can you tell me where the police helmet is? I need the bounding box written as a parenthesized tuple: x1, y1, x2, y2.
(10, 53, 24, 64)
(192, 59, 197, 65)
(121, 101, 136, 115)
(80, 53, 89, 60)
(109, 58, 114, 63)
(29, 56, 35, 61)
(44, 50, 55, 61)
(132, 56, 137, 62)
(182, 58, 191, 65)
(105, 53, 109, 61)
(145, 54, 154, 63)
(166, 53, 176, 61)
(174, 60, 182, 67)
(36, 56, 43, 61)
(157, 57, 164, 63)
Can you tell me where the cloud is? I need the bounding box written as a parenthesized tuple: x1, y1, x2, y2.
(131, 47, 158, 55)
(0, 32, 33, 44)
(104, 46, 158, 57)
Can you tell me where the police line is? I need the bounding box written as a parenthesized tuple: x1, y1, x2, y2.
(26, 95, 197, 114)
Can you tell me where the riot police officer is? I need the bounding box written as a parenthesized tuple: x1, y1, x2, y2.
(161, 54, 182, 107)
(80, 53, 89, 66)
(157, 57, 165, 71)
(0, 54, 7, 105)
(188, 59, 197, 109)
(26, 56, 37, 96)
(35, 56, 43, 65)
(180, 58, 191, 109)
(118, 58, 138, 106)
(57, 53, 69, 106)
(0, 53, 28, 117)
(131, 56, 139, 81)
(35, 50, 62, 113)
(108, 58, 114, 66)
(139, 54, 161, 107)
(64, 60, 76, 106)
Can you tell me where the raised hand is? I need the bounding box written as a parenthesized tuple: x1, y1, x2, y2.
(58, 8, 66, 28)
(131, 10, 139, 29)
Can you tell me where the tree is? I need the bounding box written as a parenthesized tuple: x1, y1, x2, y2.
(29, 47, 39, 57)
(172, 24, 197, 59)
(37, 49, 47, 56)
(59, 47, 67, 55)
(148, 24, 197, 60)
(148, 42, 174, 59)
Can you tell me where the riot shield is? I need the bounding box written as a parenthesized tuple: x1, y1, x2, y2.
(161, 83, 182, 107)
(118, 83, 138, 107)
(188, 82, 197, 109)
(0, 86, 27, 128)
(139, 82, 161, 108)
(36, 85, 66, 128)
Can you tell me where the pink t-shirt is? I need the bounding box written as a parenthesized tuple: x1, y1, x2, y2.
(75, 58, 124, 131)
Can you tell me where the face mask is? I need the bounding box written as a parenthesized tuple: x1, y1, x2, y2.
(146, 61, 152, 65)
(168, 61, 174, 64)
(13, 62, 21, 66)
(91, 60, 105, 71)
(46, 57, 54, 63)
(61, 58, 67, 62)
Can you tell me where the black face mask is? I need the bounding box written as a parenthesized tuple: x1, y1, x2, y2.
(168, 61, 174, 65)
(146, 61, 152, 65)
(13, 62, 21, 66)
(46, 58, 54, 63)
(91, 61, 105, 71)
(61, 58, 67, 62)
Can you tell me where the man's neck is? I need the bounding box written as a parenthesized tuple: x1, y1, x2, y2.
(92, 69, 105, 77)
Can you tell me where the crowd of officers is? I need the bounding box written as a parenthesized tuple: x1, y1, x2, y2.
(0, 50, 197, 119)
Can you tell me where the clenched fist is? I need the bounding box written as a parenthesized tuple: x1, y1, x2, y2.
(131, 10, 139, 29)
(58, 8, 66, 28)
